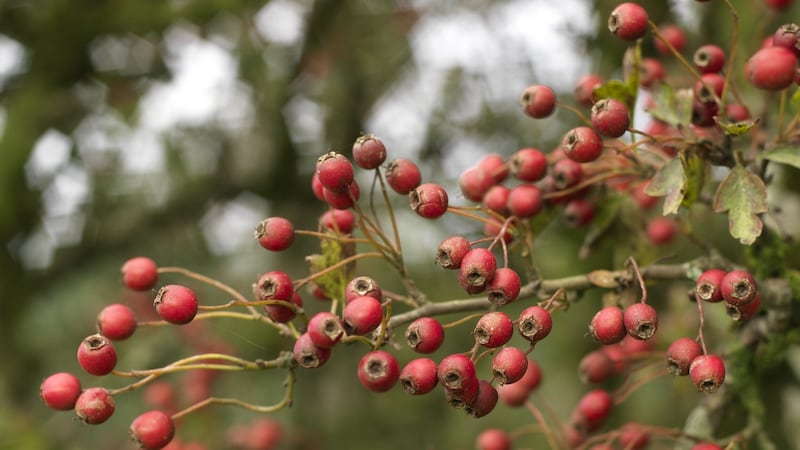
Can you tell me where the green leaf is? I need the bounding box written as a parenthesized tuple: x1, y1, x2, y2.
(714, 117, 759, 136)
(712, 165, 768, 245)
(647, 84, 693, 127)
(644, 157, 686, 215)
(761, 146, 800, 169)
(593, 80, 636, 111)
(681, 153, 705, 208)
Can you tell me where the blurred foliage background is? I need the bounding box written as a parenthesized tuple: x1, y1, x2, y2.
(2, 0, 800, 449)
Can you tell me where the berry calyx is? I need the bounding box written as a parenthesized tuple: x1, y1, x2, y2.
(666, 337, 703, 376)
(435, 236, 472, 269)
(130, 410, 175, 450)
(486, 267, 521, 306)
(409, 182, 449, 219)
(473, 311, 514, 348)
(694, 44, 726, 74)
(689, 354, 726, 393)
(254, 217, 295, 252)
(399, 358, 439, 395)
(517, 306, 553, 343)
(345, 276, 382, 303)
(307, 312, 345, 349)
(720, 269, 757, 306)
(357, 351, 400, 393)
(352, 134, 387, 170)
(154, 284, 198, 325)
(623, 303, 658, 341)
(438, 353, 477, 391)
(77, 333, 117, 376)
(293, 333, 331, 369)
(406, 317, 445, 354)
(491, 346, 529, 385)
(520, 85, 556, 119)
(695, 268, 726, 303)
(458, 248, 497, 294)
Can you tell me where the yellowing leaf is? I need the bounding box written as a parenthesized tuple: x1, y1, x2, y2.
(712, 166, 768, 245)
(714, 117, 759, 136)
(644, 157, 686, 215)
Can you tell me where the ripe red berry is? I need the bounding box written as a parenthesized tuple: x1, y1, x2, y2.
(562, 126, 605, 162)
(507, 184, 543, 218)
(619, 422, 650, 450)
(689, 354, 725, 393)
(654, 24, 686, 55)
(646, 216, 677, 245)
(254, 217, 295, 251)
(518, 358, 543, 390)
(520, 85, 556, 118)
(240, 418, 282, 450)
(75, 387, 115, 424)
(465, 380, 499, 418)
(563, 198, 596, 228)
(517, 305, 553, 343)
(765, 0, 793, 10)
(264, 292, 303, 323)
(409, 183, 449, 219)
(476, 428, 512, 450)
(438, 353, 477, 391)
(352, 134, 387, 170)
(154, 284, 198, 325)
(640, 57, 666, 88)
(552, 158, 584, 190)
(77, 333, 117, 376)
(574, 73, 604, 106)
(386, 158, 422, 194)
(591, 99, 630, 138)
(491, 346, 529, 385)
(631, 180, 658, 210)
(253, 270, 294, 301)
(473, 312, 514, 348)
(578, 350, 616, 384)
(482, 185, 511, 216)
(497, 380, 530, 407)
(726, 103, 751, 122)
(459, 166, 494, 203)
(477, 153, 509, 184)
(320, 209, 356, 234)
(322, 181, 360, 209)
(623, 303, 658, 340)
(666, 337, 703, 376)
(406, 317, 445, 354)
(720, 269, 757, 306)
(691, 443, 723, 450)
(510, 148, 548, 182)
(345, 276, 382, 303)
(589, 306, 626, 345)
(435, 235, 472, 269)
(746, 46, 798, 91)
(311, 172, 325, 201)
(97, 303, 137, 340)
(357, 350, 399, 393)
(773, 23, 800, 51)
(694, 44, 726, 73)
(726, 293, 761, 321)
(343, 296, 383, 335)
(572, 389, 614, 433)
(444, 376, 480, 409)
(40, 372, 82, 411)
(293, 332, 331, 368)
(315, 152, 354, 192)
(486, 267, 521, 306)
(130, 410, 175, 450)
(121, 257, 158, 291)
(399, 358, 439, 395)
(695, 268, 726, 303)
(458, 248, 497, 294)
(307, 312, 345, 349)
(694, 73, 725, 104)
(608, 2, 649, 41)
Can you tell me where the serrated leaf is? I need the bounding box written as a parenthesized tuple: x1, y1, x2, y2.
(712, 165, 768, 245)
(761, 146, 800, 169)
(714, 116, 759, 136)
(647, 84, 693, 127)
(593, 80, 636, 111)
(681, 152, 705, 208)
(644, 157, 686, 215)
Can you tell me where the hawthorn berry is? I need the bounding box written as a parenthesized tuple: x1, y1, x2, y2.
(40, 372, 82, 411)
(691, 444, 723, 450)
(357, 351, 399, 393)
(694, 44, 726, 74)
(253, 270, 294, 301)
(574, 73, 603, 106)
(459, 166, 494, 203)
(121, 256, 158, 291)
(352, 134, 387, 170)
(405, 317, 445, 354)
(438, 353, 477, 391)
(458, 248, 497, 294)
(509, 147, 547, 182)
(695, 268, 726, 303)
(507, 184, 543, 218)
(482, 185, 511, 216)
(572, 389, 614, 433)
(720, 269, 757, 306)
(773, 23, 800, 51)
(154, 284, 198, 325)
(476, 428, 512, 450)
(254, 217, 294, 251)
(77, 333, 117, 376)
(619, 422, 650, 450)
(694, 73, 725, 104)
(666, 337, 703, 376)
(726, 103, 751, 122)
(517, 305, 553, 343)
(322, 181, 360, 209)
(497, 379, 530, 407)
(486, 267, 521, 306)
(726, 293, 761, 321)
(435, 235, 472, 270)
(130, 410, 175, 450)
(293, 332, 331, 369)
(640, 57, 666, 88)
(765, 0, 793, 10)
(654, 24, 686, 56)
(491, 346, 528, 385)
(590, 99, 630, 138)
(563, 198, 596, 228)
(746, 46, 798, 91)
(399, 358, 439, 395)
(608, 2, 649, 41)
(473, 311, 514, 348)
(444, 376, 480, 409)
(311, 173, 325, 201)
(646, 216, 677, 245)
(465, 380, 499, 418)
(689, 354, 725, 393)
(75, 387, 115, 424)
(589, 306, 626, 345)
(409, 182, 449, 219)
(315, 152, 354, 192)
(97, 303, 137, 341)
(551, 158, 584, 190)
(386, 158, 422, 194)
(264, 292, 303, 323)
(307, 312, 345, 349)
(520, 84, 556, 118)
(578, 350, 616, 384)
(343, 296, 383, 335)
(319, 209, 356, 234)
(623, 303, 658, 340)
(345, 276, 382, 303)
(477, 153, 509, 183)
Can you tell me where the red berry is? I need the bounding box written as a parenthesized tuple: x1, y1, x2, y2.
(435, 235, 472, 269)
(578, 350, 616, 384)
(399, 358, 439, 395)
(694, 73, 725, 104)
(765, 0, 793, 10)
(491, 346, 529, 385)
(386, 158, 422, 194)
(695, 268, 726, 303)
(746, 46, 798, 91)
(482, 185, 511, 216)
(405, 317, 445, 354)
(315, 152, 354, 192)
(97, 303, 137, 341)
(694, 44, 726, 73)
(575, 74, 604, 106)
(692, 443, 723, 450)
(726, 293, 761, 321)
(510, 148, 548, 182)
(497, 380, 530, 407)
(520, 85, 556, 119)
(473, 312, 514, 348)
(311, 172, 325, 201)
(459, 166, 494, 203)
(623, 303, 658, 340)
(591, 99, 630, 138)
(343, 296, 383, 335)
(458, 248, 497, 294)
(345, 276, 382, 303)
(307, 312, 345, 349)
(720, 269, 757, 306)
(444, 376, 480, 409)
(726, 103, 751, 122)
(477, 153, 509, 184)
(154, 285, 198, 325)
(608, 2, 649, 41)
(646, 216, 677, 245)
(486, 267, 521, 306)
(77, 333, 117, 376)
(143, 381, 178, 412)
(773, 23, 800, 51)
(253, 270, 294, 301)
(589, 306, 626, 345)
(264, 292, 303, 323)
(654, 24, 686, 55)
(121, 257, 158, 291)
(476, 428, 512, 450)
(130, 410, 175, 450)
(357, 350, 399, 393)
(640, 57, 666, 88)
(465, 380, 499, 418)
(507, 184, 543, 218)
(689, 354, 725, 393)
(254, 217, 294, 251)
(562, 126, 605, 162)
(692, 99, 720, 127)
(666, 337, 703, 376)
(517, 305, 553, 343)
(409, 182, 449, 219)
(293, 332, 331, 369)
(40, 372, 82, 411)
(572, 389, 614, 433)
(619, 422, 650, 450)
(322, 181, 360, 209)
(631, 180, 658, 209)
(552, 158, 584, 190)
(563, 198, 596, 228)
(320, 209, 356, 234)
(352, 134, 387, 170)
(75, 387, 115, 424)
(438, 353, 477, 391)
(518, 358, 543, 390)
(241, 418, 282, 450)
